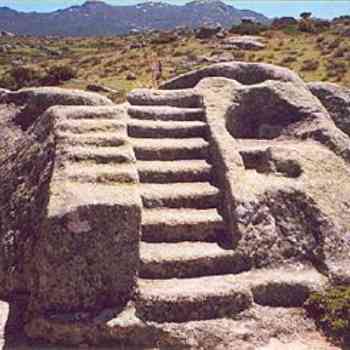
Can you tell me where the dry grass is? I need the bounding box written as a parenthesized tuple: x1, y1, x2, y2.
(0, 28, 349, 102)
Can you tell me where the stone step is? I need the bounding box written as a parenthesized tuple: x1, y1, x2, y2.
(136, 275, 252, 322)
(128, 119, 207, 138)
(140, 182, 220, 209)
(127, 89, 204, 108)
(142, 208, 224, 242)
(131, 138, 209, 161)
(56, 131, 127, 147)
(63, 163, 139, 184)
(56, 119, 126, 134)
(64, 106, 124, 120)
(137, 160, 212, 183)
(128, 106, 205, 122)
(137, 267, 327, 323)
(66, 145, 136, 164)
(140, 242, 248, 279)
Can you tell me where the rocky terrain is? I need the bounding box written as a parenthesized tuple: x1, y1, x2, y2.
(1, 15, 350, 102)
(0, 60, 350, 349)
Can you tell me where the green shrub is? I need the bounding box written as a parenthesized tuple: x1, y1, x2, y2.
(44, 65, 77, 85)
(305, 286, 350, 345)
(0, 66, 44, 90)
(326, 61, 347, 77)
(230, 23, 268, 36)
(298, 19, 316, 33)
(281, 24, 299, 35)
(301, 58, 319, 71)
(281, 55, 297, 65)
(173, 49, 185, 57)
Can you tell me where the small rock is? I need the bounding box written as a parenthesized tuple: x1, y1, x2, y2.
(129, 42, 145, 49)
(222, 35, 265, 50)
(86, 84, 120, 94)
(126, 72, 137, 81)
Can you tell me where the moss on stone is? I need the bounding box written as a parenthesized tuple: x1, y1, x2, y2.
(305, 286, 350, 346)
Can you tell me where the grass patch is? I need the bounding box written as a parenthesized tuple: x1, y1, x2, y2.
(305, 286, 350, 346)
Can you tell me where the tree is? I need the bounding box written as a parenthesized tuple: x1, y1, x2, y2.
(300, 12, 312, 20)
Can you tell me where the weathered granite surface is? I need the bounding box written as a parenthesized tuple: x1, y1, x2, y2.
(196, 76, 350, 271)
(160, 62, 305, 90)
(0, 88, 142, 345)
(308, 81, 350, 137)
(1, 66, 349, 350)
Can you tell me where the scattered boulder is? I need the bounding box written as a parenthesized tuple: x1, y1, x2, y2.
(222, 35, 265, 50)
(150, 31, 178, 44)
(86, 83, 120, 94)
(216, 30, 227, 39)
(129, 42, 145, 50)
(230, 21, 267, 36)
(12, 59, 25, 66)
(308, 82, 350, 136)
(195, 26, 221, 39)
(313, 19, 331, 31)
(335, 24, 350, 37)
(126, 72, 137, 81)
(333, 15, 350, 25)
(198, 53, 234, 64)
(300, 59, 319, 71)
(0, 44, 13, 53)
(0, 31, 15, 37)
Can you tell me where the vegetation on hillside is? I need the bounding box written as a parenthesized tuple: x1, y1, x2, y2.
(0, 16, 349, 103)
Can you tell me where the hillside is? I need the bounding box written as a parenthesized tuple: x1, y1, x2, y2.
(1, 21, 349, 103)
(0, 0, 269, 36)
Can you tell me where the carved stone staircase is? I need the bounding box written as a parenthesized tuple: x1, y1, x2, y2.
(126, 89, 327, 328)
(127, 91, 253, 322)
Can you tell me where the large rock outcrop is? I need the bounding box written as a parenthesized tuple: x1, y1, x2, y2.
(308, 81, 350, 136)
(0, 103, 55, 297)
(0, 88, 115, 299)
(160, 62, 305, 90)
(222, 35, 266, 50)
(1, 67, 349, 350)
(0, 87, 114, 130)
(196, 75, 350, 271)
(0, 88, 141, 334)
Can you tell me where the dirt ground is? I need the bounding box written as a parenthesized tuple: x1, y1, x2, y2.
(0, 300, 344, 350)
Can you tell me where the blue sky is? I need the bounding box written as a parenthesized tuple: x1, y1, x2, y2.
(1, 0, 349, 19)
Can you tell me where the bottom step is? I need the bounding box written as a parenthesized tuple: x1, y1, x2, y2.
(137, 275, 252, 323)
(137, 268, 327, 323)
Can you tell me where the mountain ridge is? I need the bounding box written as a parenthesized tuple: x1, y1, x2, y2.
(0, 0, 270, 36)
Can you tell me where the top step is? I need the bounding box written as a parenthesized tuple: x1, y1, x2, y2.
(128, 106, 205, 122)
(127, 89, 204, 108)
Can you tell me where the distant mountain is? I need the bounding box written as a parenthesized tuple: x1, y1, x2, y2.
(0, 0, 270, 36)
